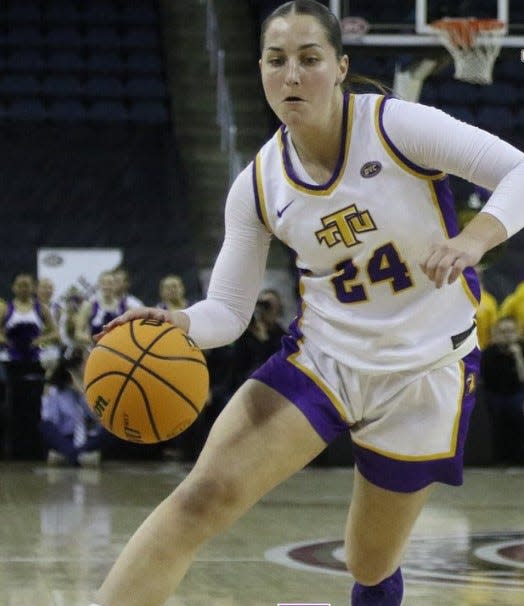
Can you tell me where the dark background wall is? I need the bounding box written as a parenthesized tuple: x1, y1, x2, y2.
(0, 122, 201, 304)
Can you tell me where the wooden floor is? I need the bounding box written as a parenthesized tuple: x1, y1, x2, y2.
(1, 461, 523, 606)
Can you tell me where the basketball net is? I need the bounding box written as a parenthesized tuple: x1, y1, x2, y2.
(430, 18, 505, 84)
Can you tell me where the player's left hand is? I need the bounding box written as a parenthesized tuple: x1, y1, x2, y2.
(93, 307, 172, 342)
(419, 232, 486, 288)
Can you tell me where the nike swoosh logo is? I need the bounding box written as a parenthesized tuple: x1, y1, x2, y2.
(276, 199, 295, 218)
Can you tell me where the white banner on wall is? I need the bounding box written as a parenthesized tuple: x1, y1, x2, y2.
(37, 247, 123, 302)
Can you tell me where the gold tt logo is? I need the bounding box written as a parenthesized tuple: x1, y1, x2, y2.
(315, 204, 376, 248)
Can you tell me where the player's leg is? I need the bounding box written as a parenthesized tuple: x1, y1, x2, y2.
(345, 348, 480, 605)
(345, 468, 433, 605)
(95, 378, 327, 606)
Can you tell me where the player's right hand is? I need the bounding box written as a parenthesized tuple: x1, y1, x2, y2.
(94, 307, 189, 341)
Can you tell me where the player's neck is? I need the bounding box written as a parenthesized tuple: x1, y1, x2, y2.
(287, 101, 344, 178)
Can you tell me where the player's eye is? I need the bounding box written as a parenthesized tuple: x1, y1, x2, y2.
(302, 56, 319, 65)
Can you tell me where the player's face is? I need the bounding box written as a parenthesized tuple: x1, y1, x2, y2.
(260, 14, 348, 129)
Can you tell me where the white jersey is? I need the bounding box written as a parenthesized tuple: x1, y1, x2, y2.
(253, 93, 478, 371)
(185, 93, 524, 372)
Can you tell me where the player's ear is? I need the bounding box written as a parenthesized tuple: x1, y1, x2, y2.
(336, 54, 349, 86)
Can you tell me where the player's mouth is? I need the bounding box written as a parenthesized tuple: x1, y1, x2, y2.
(284, 96, 304, 103)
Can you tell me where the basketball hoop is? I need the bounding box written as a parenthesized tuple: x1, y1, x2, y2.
(430, 18, 505, 84)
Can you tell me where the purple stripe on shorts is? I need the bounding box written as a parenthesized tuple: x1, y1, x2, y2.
(251, 334, 350, 443)
(352, 347, 481, 493)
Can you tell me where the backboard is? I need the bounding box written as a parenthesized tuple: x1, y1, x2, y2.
(332, 0, 524, 53)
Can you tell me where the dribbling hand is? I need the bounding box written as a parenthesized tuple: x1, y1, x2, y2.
(93, 307, 190, 342)
(419, 232, 486, 289)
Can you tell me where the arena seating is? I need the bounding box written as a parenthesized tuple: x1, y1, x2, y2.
(0, 0, 169, 124)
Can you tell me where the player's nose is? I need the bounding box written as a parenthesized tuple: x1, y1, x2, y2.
(284, 59, 300, 85)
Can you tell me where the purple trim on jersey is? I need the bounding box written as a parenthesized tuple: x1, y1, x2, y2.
(252, 159, 265, 226)
(432, 176, 459, 237)
(378, 96, 443, 177)
(251, 334, 350, 443)
(352, 347, 481, 493)
(432, 178, 481, 302)
(280, 91, 350, 192)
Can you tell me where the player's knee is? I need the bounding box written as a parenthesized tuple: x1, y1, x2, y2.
(171, 473, 244, 529)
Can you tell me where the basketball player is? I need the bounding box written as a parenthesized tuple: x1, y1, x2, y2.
(90, 2, 524, 605)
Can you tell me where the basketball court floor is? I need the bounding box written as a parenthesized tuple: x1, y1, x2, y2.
(1, 461, 523, 606)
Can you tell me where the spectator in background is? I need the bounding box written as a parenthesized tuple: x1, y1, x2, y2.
(480, 316, 524, 465)
(36, 277, 62, 326)
(113, 267, 143, 310)
(36, 277, 63, 368)
(0, 272, 59, 363)
(156, 274, 187, 312)
(257, 287, 287, 349)
(499, 281, 524, 333)
(58, 286, 85, 356)
(228, 291, 286, 394)
(40, 348, 103, 468)
(75, 271, 126, 347)
(475, 267, 498, 350)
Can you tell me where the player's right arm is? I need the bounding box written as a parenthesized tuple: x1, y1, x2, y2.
(98, 164, 272, 347)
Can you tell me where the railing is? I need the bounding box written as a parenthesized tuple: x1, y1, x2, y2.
(206, 0, 243, 186)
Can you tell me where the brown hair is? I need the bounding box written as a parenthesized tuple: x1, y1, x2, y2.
(260, 0, 388, 94)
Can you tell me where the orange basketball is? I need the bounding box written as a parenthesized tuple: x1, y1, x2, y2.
(83, 319, 209, 444)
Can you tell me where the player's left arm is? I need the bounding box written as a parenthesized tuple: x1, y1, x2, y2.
(383, 99, 524, 287)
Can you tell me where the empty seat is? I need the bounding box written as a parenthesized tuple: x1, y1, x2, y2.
(476, 106, 516, 131)
(8, 49, 45, 72)
(47, 50, 85, 71)
(45, 1, 81, 23)
(437, 81, 482, 105)
(87, 51, 125, 73)
(494, 59, 523, 81)
(126, 76, 167, 98)
(88, 100, 128, 122)
(121, 5, 158, 25)
(479, 82, 518, 105)
(419, 82, 438, 106)
(7, 1, 41, 23)
(121, 27, 159, 49)
(0, 74, 40, 95)
(85, 75, 125, 98)
(7, 26, 44, 46)
(8, 98, 47, 121)
(440, 104, 476, 125)
(48, 99, 87, 121)
(126, 51, 162, 74)
(82, 3, 119, 24)
(86, 26, 121, 48)
(129, 100, 169, 124)
(46, 26, 85, 47)
(42, 74, 85, 96)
